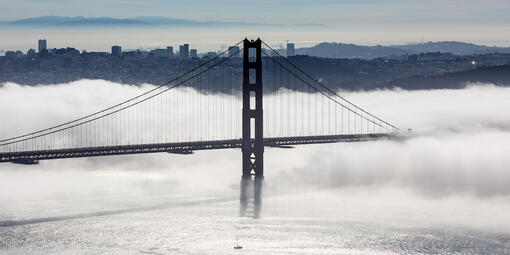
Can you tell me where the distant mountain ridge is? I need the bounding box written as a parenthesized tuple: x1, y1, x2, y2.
(295, 41, 510, 59)
(296, 42, 407, 59)
(391, 41, 510, 55)
(2, 16, 148, 26)
(0, 16, 314, 27)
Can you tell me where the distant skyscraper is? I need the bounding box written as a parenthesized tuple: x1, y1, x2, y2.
(286, 43, 295, 57)
(111, 46, 122, 57)
(190, 49, 197, 58)
(38, 39, 47, 53)
(179, 44, 189, 58)
(228, 46, 240, 58)
(167, 46, 174, 57)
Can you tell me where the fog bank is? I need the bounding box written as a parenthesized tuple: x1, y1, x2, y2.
(0, 80, 509, 206)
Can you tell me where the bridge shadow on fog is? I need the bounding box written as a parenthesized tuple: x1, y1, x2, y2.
(1, 175, 267, 227)
(0, 197, 236, 227)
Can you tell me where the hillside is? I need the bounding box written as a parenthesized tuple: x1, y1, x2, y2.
(391, 41, 510, 55)
(385, 65, 510, 90)
(296, 43, 406, 60)
(294, 41, 510, 60)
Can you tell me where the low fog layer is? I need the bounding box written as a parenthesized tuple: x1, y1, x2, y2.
(0, 80, 509, 228)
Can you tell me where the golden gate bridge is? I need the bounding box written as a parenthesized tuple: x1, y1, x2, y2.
(0, 38, 399, 218)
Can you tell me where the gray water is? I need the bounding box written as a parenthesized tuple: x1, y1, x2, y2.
(1, 184, 509, 254)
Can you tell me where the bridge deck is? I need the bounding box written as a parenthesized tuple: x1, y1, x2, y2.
(0, 134, 390, 163)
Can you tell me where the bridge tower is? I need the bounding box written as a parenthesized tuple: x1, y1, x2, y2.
(240, 38, 264, 218)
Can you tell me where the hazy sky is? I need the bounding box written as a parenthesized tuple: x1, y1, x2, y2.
(1, 0, 510, 48)
(1, 0, 510, 26)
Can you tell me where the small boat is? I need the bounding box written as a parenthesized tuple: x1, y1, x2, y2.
(234, 235, 243, 249)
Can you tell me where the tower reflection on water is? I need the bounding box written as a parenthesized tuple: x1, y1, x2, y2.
(240, 177, 263, 219)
